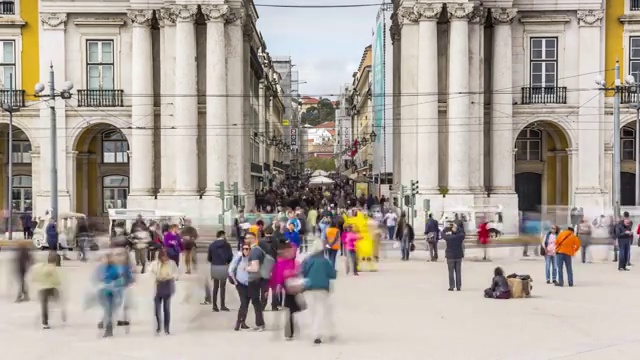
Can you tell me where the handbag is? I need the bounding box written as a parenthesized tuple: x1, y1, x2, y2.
(539, 245, 546, 256)
(410, 243, 416, 252)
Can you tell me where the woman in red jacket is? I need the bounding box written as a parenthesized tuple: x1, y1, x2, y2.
(478, 219, 490, 261)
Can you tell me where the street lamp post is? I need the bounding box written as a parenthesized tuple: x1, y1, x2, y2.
(34, 64, 73, 223)
(2, 73, 19, 240)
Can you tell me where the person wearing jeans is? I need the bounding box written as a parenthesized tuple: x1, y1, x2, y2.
(554, 227, 581, 287)
(442, 224, 464, 291)
(229, 244, 251, 331)
(542, 226, 558, 284)
(151, 250, 178, 335)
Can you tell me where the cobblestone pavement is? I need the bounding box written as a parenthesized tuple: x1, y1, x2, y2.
(1, 245, 640, 360)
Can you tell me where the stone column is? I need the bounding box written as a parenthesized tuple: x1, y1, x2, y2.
(469, 7, 486, 194)
(416, 3, 442, 194)
(258, 79, 266, 166)
(159, 8, 177, 194)
(225, 8, 246, 193)
(127, 10, 155, 199)
(397, 5, 420, 188)
(39, 13, 70, 211)
(170, 5, 199, 196)
(30, 149, 40, 214)
(575, 10, 605, 210)
(490, 8, 517, 193)
(78, 153, 90, 214)
(446, 3, 474, 193)
(567, 148, 578, 206)
(66, 151, 77, 211)
(202, 4, 229, 195)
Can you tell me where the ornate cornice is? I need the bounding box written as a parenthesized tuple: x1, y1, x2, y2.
(243, 22, 253, 42)
(415, 2, 443, 21)
(470, 7, 487, 24)
(491, 8, 518, 24)
(225, 7, 246, 26)
(389, 21, 401, 44)
(40, 13, 67, 29)
(396, 6, 419, 25)
(577, 9, 604, 26)
(446, 3, 474, 21)
(168, 4, 198, 23)
(201, 4, 229, 22)
(159, 7, 177, 25)
(127, 9, 154, 26)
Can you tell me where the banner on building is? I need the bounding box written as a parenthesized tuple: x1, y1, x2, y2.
(290, 128, 298, 150)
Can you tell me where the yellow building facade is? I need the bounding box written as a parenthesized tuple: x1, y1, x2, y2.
(0, 1, 38, 229)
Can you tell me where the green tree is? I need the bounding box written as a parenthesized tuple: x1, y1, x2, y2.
(301, 98, 336, 126)
(306, 157, 337, 172)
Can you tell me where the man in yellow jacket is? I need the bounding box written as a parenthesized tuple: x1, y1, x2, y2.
(555, 227, 581, 287)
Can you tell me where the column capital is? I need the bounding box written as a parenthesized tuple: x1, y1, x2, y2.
(446, 3, 474, 21)
(159, 7, 177, 26)
(491, 8, 518, 24)
(127, 9, 154, 26)
(415, 2, 443, 21)
(577, 9, 604, 27)
(396, 6, 420, 25)
(389, 13, 401, 44)
(40, 13, 67, 29)
(168, 4, 198, 23)
(201, 4, 230, 23)
(225, 7, 246, 26)
(470, 7, 488, 24)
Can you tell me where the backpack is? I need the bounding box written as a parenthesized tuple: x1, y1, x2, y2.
(256, 246, 276, 279)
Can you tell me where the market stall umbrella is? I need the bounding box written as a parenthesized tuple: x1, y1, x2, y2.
(311, 170, 329, 177)
(309, 175, 335, 186)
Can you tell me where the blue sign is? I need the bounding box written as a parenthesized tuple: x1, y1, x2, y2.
(372, 18, 384, 143)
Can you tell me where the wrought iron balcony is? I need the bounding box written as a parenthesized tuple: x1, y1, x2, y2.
(77, 89, 124, 107)
(520, 87, 567, 105)
(620, 86, 640, 104)
(0, 1, 15, 15)
(632, 0, 640, 11)
(0, 89, 25, 108)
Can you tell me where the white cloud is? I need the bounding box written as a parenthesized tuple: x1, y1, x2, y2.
(256, 0, 380, 96)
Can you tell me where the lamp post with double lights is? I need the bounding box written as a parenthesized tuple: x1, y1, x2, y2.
(34, 65, 74, 223)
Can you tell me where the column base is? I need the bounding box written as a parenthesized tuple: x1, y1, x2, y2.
(574, 189, 607, 220)
(127, 194, 157, 210)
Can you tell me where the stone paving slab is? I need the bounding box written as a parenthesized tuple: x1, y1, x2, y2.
(1, 248, 640, 359)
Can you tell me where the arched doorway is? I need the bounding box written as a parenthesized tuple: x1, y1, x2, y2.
(621, 125, 636, 205)
(0, 125, 33, 232)
(74, 124, 129, 230)
(514, 121, 570, 214)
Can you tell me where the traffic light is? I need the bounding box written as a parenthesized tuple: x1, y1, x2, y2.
(232, 182, 239, 206)
(216, 181, 225, 200)
(410, 180, 419, 195)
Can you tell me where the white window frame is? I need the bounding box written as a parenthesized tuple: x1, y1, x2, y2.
(0, 36, 20, 90)
(80, 34, 120, 91)
(0, 0, 19, 17)
(515, 128, 543, 161)
(86, 39, 115, 90)
(629, 37, 640, 85)
(523, 26, 565, 88)
(622, 126, 635, 161)
(102, 175, 129, 213)
(11, 139, 31, 163)
(101, 129, 129, 164)
(529, 37, 558, 88)
(11, 175, 32, 212)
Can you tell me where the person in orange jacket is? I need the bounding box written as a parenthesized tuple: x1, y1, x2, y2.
(555, 227, 581, 287)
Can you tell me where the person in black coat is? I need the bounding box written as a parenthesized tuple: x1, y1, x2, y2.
(484, 267, 511, 299)
(205, 231, 234, 311)
(442, 223, 465, 291)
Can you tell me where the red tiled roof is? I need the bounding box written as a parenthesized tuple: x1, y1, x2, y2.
(314, 121, 335, 129)
(328, 129, 336, 136)
(301, 96, 319, 104)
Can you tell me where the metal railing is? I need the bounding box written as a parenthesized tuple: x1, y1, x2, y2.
(520, 87, 567, 104)
(632, 0, 640, 11)
(0, 89, 24, 107)
(77, 89, 124, 107)
(620, 87, 640, 104)
(0, 1, 15, 15)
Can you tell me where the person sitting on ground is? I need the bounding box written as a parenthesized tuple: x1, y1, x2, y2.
(484, 267, 511, 299)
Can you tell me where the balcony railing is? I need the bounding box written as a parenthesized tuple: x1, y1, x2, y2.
(632, 0, 640, 11)
(620, 87, 640, 104)
(77, 89, 124, 107)
(0, 1, 15, 15)
(520, 87, 567, 105)
(0, 89, 25, 108)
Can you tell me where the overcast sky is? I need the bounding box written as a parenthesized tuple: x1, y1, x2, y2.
(256, 0, 380, 97)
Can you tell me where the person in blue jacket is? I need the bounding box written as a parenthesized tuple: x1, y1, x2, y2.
(46, 218, 58, 250)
